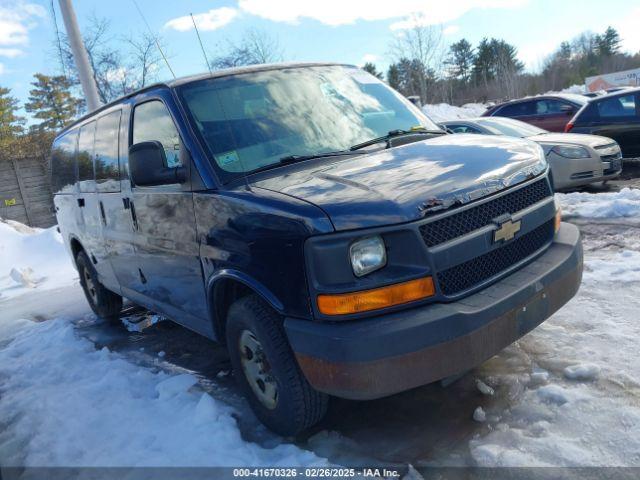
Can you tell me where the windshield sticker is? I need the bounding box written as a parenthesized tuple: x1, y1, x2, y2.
(217, 150, 240, 166)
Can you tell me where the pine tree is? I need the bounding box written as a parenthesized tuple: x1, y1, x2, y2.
(595, 26, 621, 56)
(387, 64, 401, 91)
(24, 74, 82, 131)
(473, 38, 494, 88)
(446, 39, 476, 83)
(0, 87, 25, 149)
(362, 62, 384, 80)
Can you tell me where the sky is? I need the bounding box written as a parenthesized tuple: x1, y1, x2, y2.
(1, 0, 640, 121)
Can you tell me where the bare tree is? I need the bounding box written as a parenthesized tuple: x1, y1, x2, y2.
(56, 16, 167, 104)
(125, 32, 164, 89)
(210, 28, 284, 70)
(389, 25, 447, 103)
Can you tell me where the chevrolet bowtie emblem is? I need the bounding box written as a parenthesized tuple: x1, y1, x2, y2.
(494, 219, 521, 242)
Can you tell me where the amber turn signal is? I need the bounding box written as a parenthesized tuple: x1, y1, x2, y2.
(554, 198, 562, 233)
(317, 277, 435, 316)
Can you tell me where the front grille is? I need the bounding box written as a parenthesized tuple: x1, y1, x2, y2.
(419, 178, 551, 247)
(437, 219, 555, 296)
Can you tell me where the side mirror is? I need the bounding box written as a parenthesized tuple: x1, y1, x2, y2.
(129, 141, 187, 186)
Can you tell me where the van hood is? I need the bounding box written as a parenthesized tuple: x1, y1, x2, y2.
(251, 134, 547, 231)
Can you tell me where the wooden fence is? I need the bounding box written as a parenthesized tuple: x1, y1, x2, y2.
(0, 156, 56, 228)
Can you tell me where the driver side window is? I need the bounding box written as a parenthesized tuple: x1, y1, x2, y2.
(133, 100, 182, 168)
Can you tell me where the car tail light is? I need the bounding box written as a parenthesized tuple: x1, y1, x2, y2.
(564, 121, 574, 133)
(317, 277, 435, 315)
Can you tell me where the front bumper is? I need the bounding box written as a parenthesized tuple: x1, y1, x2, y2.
(285, 223, 583, 400)
(550, 153, 622, 190)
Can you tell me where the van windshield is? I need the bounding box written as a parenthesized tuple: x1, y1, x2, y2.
(177, 65, 440, 180)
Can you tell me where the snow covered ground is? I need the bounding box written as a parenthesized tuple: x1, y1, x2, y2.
(1, 188, 639, 469)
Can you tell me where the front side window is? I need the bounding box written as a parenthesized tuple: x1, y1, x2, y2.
(94, 110, 122, 192)
(536, 99, 570, 115)
(51, 130, 78, 194)
(177, 65, 440, 180)
(133, 100, 181, 168)
(77, 121, 96, 193)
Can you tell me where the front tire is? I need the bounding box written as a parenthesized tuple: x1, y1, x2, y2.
(226, 294, 328, 436)
(76, 251, 122, 320)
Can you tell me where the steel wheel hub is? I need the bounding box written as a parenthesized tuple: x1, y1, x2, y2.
(239, 329, 278, 410)
(83, 268, 97, 303)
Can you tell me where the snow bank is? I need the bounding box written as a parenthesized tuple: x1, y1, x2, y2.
(0, 220, 77, 299)
(556, 84, 586, 95)
(0, 316, 327, 467)
(422, 102, 487, 122)
(558, 188, 640, 219)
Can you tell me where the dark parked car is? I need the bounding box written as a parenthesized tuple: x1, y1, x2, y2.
(483, 94, 588, 132)
(51, 63, 583, 436)
(567, 88, 640, 159)
(439, 117, 622, 190)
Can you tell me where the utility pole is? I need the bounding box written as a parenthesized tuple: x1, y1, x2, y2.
(58, 0, 101, 111)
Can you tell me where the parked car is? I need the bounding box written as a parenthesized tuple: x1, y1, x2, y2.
(440, 117, 622, 190)
(51, 63, 583, 436)
(483, 94, 588, 132)
(566, 88, 640, 159)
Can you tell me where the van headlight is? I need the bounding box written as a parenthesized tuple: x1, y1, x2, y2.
(551, 145, 590, 159)
(350, 235, 387, 277)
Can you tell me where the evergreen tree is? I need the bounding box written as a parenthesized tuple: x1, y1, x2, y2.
(595, 26, 621, 56)
(473, 38, 494, 86)
(446, 39, 475, 83)
(362, 62, 384, 79)
(25, 74, 82, 131)
(387, 64, 401, 90)
(0, 87, 25, 149)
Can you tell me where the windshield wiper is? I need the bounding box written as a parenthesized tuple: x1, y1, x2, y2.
(245, 150, 367, 176)
(279, 150, 367, 164)
(350, 127, 446, 151)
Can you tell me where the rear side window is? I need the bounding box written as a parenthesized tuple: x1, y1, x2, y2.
(596, 94, 638, 119)
(132, 100, 181, 168)
(51, 130, 77, 194)
(94, 110, 122, 192)
(77, 121, 96, 193)
(496, 101, 534, 117)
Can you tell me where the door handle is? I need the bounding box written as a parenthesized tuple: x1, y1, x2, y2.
(77, 198, 85, 208)
(122, 197, 130, 210)
(129, 199, 139, 231)
(99, 201, 106, 226)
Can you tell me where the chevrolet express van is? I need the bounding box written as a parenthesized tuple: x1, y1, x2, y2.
(51, 63, 583, 435)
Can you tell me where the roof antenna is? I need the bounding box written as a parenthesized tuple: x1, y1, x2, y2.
(190, 13, 213, 75)
(131, 0, 176, 79)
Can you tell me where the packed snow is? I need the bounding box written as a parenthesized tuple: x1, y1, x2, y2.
(1, 187, 639, 468)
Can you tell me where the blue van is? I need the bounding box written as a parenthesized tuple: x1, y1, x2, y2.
(51, 63, 583, 435)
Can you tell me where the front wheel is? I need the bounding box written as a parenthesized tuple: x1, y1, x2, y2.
(76, 251, 123, 320)
(226, 295, 328, 436)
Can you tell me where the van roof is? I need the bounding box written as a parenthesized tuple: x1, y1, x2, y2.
(57, 62, 351, 137)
